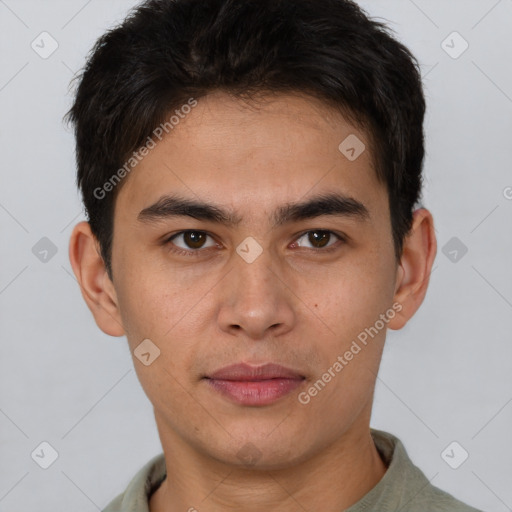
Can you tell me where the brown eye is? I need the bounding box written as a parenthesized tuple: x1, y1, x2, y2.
(308, 230, 330, 248)
(182, 231, 207, 249)
(295, 230, 343, 250)
(167, 230, 217, 253)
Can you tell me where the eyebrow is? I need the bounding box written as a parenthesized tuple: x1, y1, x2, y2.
(137, 192, 370, 227)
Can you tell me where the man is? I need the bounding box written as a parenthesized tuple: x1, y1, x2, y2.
(65, 0, 482, 510)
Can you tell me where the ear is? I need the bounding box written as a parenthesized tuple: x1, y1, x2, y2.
(69, 221, 125, 337)
(387, 208, 437, 330)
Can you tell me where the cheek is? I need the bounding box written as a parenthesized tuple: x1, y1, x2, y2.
(302, 266, 391, 406)
(315, 257, 394, 339)
(114, 259, 220, 368)
(115, 274, 199, 402)
(115, 269, 177, 344)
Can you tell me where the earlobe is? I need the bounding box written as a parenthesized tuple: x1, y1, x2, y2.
(69, 221, 125, 337)
(387, 208, 437, 331)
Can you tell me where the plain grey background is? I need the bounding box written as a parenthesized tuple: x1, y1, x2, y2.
(0, 0, 511, 510)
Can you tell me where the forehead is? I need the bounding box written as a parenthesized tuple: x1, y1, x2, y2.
(116, 91, 387, 222)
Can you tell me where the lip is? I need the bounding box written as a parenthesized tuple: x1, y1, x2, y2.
(204, 363, 305, 406)
(206, 362, 304, 381)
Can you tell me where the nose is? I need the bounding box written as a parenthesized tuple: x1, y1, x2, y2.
(216, 246, 296, 341)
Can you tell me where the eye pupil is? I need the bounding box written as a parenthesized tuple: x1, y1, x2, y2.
(309, 230, 330, 248)
(184, 231, 206, 249)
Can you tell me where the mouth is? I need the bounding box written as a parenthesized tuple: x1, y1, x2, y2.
(203, 363, 306, 406)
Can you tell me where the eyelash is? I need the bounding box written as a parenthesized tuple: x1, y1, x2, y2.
(164, 230, 346, 257)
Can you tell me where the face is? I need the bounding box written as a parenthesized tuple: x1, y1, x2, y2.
(101, 92, 404, 468)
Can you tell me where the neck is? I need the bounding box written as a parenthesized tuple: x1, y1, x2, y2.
(149, 414, 387, 512)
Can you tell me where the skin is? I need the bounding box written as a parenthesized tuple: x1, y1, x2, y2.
(69, 91, 436, 512)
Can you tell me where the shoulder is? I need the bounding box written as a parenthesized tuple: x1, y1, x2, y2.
(410, 482, 483, 512)
(102, 492, 123, 512)
(101, 453, 166, 512)
(367, 430, 483, 512)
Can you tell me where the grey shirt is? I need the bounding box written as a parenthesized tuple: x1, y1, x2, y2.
(102, 429, 482, 511)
